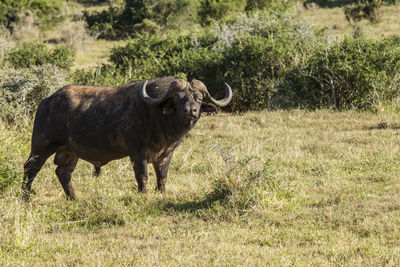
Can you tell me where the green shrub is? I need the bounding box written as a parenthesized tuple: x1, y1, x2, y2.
(7, 42, 73, 71)
(198, 0, 246, 25)
(110, 33, 195, 77)
(344, 0, 382, 22)
(0, 64, 67, 123)
(78, 8, 400, 112)
(344, 0, 397, 23)
(83, 5, 122, 39)
(277, 36, 400, 110)
(0, 0, 64, 30)
(85, 10, 322, 111)
(0, 156, 20, 194)
(221, 35, 279, 110)
(84, 0, 198, 39)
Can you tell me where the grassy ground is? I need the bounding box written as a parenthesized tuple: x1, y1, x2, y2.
(1, 110, 400, 265)
(299, 2, 400, 40)
(2, 2, 400, 265)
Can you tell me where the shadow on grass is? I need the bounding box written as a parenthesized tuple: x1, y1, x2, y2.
(303, 0, 353, 8)
(365, 121, 400, 130)
(160, 193, 225, 214)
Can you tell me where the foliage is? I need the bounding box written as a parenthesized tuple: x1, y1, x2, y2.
(214, 11, 320, 110)
(83, 0, 297, 39)
(0, 0, 64, 30)
(0, 64, 67, 123)
(6, 42, 73, 71)
(77, 7, 400, 111)
(344, 0, 397, 22)
(245, 0, 271, 10)
(198, 0, 246, 26)
(84, 0, 197, 39)
(277, 36, 400, 110)
(96, 10, 320, 111)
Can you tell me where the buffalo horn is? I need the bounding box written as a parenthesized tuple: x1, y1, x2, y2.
(205, 83, 233, 107)
(140, 80, 173, 105)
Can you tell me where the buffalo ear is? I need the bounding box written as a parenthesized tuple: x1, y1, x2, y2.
(201, 103, 218, 115)
(162, 99, 175, 115)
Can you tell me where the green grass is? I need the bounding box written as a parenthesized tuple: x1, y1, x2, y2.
(1, 110, 400, 265)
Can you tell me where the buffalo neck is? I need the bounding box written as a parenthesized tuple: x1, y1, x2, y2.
(159, 112, 197, 143)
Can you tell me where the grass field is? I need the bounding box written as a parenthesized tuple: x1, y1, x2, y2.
(2, 1, 400, 265)
(299, 2, 400, 40)
(1, 110, 400, 265)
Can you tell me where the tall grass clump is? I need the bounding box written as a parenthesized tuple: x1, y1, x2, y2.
(9, 11, 40, 41)
(207, 145, 293, 214)
(0, 27, 14, 62)
(0, 156, 20, 195)
(59, 19, 95, 53)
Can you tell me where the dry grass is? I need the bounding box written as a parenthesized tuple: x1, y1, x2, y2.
(298, 2, 400, 40)
(72, 39, 127, 70)
(1, 110, 400, 265)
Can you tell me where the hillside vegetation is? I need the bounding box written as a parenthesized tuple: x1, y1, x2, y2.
(1, 0, 400, 265)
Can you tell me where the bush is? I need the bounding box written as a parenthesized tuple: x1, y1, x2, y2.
(0, 0, 64, 30)
(84, 0, 198, 39)
(108, 10, 320, 111)
(83, 5, 122, 39)
(198, 0, 246, 26)
(344, 0, 383, 22)
(78, 8, 400, 112)
(0, 156, 20, 195)
(0, 64, 67, 123)
(110, 33, 195, 77)
(277, 36, 400, 110)
(6, 42, 73, 71)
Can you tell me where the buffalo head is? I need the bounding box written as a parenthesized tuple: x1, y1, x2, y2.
(140, 79, 232, 123)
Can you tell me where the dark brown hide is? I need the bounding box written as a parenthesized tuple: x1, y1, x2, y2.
(22, 76, 232, 200)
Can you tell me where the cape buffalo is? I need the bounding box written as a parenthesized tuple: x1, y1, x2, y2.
(22, 76, 232, 200)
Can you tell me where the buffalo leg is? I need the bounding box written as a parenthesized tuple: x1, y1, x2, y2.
(130, 153, 148, 192)
(153, 156, 172, 193)
(54, 151, 78, 200)
(22, 145, 57, 200)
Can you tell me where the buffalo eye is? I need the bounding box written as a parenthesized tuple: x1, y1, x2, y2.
(193, 93, 203, 103)
(174, 91, 186, 101)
